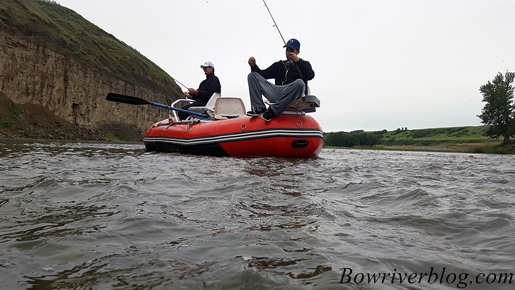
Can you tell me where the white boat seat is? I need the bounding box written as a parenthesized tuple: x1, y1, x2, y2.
(214, 97, 246, 119)
(188, 93, 221, 114)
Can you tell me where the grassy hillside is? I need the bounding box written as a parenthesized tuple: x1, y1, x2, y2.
(376, 126, 490, 146)
(0, 0, 175, 90)
(325, 126, 515, 154)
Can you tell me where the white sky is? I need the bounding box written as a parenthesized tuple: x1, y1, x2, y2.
(56, 0, 515, 132)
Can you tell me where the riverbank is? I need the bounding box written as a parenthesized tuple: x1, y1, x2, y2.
(0, 94, 144, 142)
(334, 142, 515, 155)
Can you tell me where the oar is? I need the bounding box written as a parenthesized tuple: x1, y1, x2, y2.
(105, 93, 207, 118)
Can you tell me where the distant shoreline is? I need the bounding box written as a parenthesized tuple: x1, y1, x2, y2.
(327, 142, 515, 155)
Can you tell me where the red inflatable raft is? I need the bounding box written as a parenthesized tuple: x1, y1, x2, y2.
(145, 92, 324, 157)
(106, 93, 323, 158)
(144, 114, 323, 158)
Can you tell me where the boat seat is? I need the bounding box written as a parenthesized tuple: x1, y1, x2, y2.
(188, 93, 221, 114)
(287, 95, 320, 109)
(214, 97, 246, 119)
(264, 94, 321, 113)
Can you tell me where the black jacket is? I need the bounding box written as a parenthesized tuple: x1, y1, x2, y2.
(194, 73, 221, 105)
(251, 59, 315, 89)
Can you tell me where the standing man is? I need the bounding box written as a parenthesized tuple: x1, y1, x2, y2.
(179, 61, 221, 120)
(246, 38, 315, 121)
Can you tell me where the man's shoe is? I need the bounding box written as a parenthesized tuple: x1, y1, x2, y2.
(261, 108, 275, 121)
(246, 107, 266, 116)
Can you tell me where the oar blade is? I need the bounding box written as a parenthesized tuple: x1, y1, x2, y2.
(106, 93, 151, 105)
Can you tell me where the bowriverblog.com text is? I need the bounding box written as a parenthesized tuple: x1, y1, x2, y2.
(340, 267, 513, 288)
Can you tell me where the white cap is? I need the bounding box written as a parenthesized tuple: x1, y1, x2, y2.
(200, 61, 215, 69)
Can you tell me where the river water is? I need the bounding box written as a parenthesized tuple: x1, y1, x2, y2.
(0, 139, 514, 290)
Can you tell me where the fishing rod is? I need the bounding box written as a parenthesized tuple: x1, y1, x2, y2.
(171, 77, 189, 90)
(262, 0, 304, 79)
(262, 0, 286, 45)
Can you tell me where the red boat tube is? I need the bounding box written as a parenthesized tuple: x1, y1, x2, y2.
(143, 114, 323, 158)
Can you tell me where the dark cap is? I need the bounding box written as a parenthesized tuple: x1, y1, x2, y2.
(283, 38, 300, 50)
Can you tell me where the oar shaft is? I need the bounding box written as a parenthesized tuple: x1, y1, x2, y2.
(150, 102, 207, 118)
(106, 93, 207, 118)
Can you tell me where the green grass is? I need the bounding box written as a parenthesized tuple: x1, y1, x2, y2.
(346, 126, 515, 154)
(325, 126, 515, 154)
(16, 127, 30, 137)
(375, 126, 491, 146)
(0, 104, 23, 128)
(103, 133, 120, 141)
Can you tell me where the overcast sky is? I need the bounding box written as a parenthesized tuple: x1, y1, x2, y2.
(57, 0, 515, 132)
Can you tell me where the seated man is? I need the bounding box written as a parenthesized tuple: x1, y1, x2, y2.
(246, 38, 315, 121)
(179, 61, 221, 120)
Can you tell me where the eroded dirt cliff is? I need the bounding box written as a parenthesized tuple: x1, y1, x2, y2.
(0, 0, 182, 141)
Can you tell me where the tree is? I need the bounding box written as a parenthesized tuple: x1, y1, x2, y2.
(478, 71, 515, 145)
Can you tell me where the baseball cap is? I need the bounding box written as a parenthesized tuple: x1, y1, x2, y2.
(283, 38, 300, 50)
(200, 61, 215, 68)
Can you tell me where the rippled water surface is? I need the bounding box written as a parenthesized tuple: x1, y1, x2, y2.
(1, 139, 515, 289)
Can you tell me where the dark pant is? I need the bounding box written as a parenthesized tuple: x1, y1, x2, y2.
(178, 101, 206, 120)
